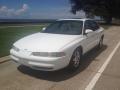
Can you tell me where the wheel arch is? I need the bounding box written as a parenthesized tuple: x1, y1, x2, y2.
(76, 45, 83, 55)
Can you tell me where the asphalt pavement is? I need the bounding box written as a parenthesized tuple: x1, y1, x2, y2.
(93, 44, 120, 90)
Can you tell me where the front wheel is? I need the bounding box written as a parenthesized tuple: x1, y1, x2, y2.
(68, 48, 82, 70)
(98, 36, 104, 49)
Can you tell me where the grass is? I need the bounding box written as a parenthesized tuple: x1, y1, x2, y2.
(0, 24, 48, 57)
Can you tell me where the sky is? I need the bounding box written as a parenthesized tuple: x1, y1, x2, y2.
(0, 0, 85, 19)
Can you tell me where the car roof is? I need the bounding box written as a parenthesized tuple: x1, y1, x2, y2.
(58, 18, 93, 21)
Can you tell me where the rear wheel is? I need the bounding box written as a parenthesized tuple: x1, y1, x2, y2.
(68, 47, 82, 70)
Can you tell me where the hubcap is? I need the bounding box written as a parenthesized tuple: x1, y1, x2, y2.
(73, 50, 81, 67)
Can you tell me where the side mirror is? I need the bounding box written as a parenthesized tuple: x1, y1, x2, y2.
(85, 29, 93, 34)
(42, 27, 46, 31)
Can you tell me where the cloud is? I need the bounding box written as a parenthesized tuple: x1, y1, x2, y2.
(15, 4, 29, 15)
(0, 4, 29, 18)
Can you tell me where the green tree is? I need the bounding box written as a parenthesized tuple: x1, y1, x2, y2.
(70, 0, 120, 24)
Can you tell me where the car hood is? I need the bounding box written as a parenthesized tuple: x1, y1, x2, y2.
(14, 33, 82, 52)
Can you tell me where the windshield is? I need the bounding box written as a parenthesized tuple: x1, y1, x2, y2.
(42, 20, 83, 35)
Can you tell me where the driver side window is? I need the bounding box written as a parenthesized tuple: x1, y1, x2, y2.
(85, 20, 99, 31)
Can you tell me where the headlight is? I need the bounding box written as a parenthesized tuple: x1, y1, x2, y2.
(32, 52, 66, 57)
(12, 46, 19, 52)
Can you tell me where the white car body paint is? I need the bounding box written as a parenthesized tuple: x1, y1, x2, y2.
(10, 19, 104, 71)
(14, 33, 81, 52)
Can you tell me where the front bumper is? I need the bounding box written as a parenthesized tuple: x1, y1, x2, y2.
(10, 49, 69, 71)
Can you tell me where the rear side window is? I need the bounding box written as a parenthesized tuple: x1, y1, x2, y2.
(85, 20, 99, 31)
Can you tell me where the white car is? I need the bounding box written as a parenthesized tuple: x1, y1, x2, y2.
(10, 19, 104, 71)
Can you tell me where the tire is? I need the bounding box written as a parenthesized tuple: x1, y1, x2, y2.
(68, 47, 82, 71)
(98, 36, 104, 49)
